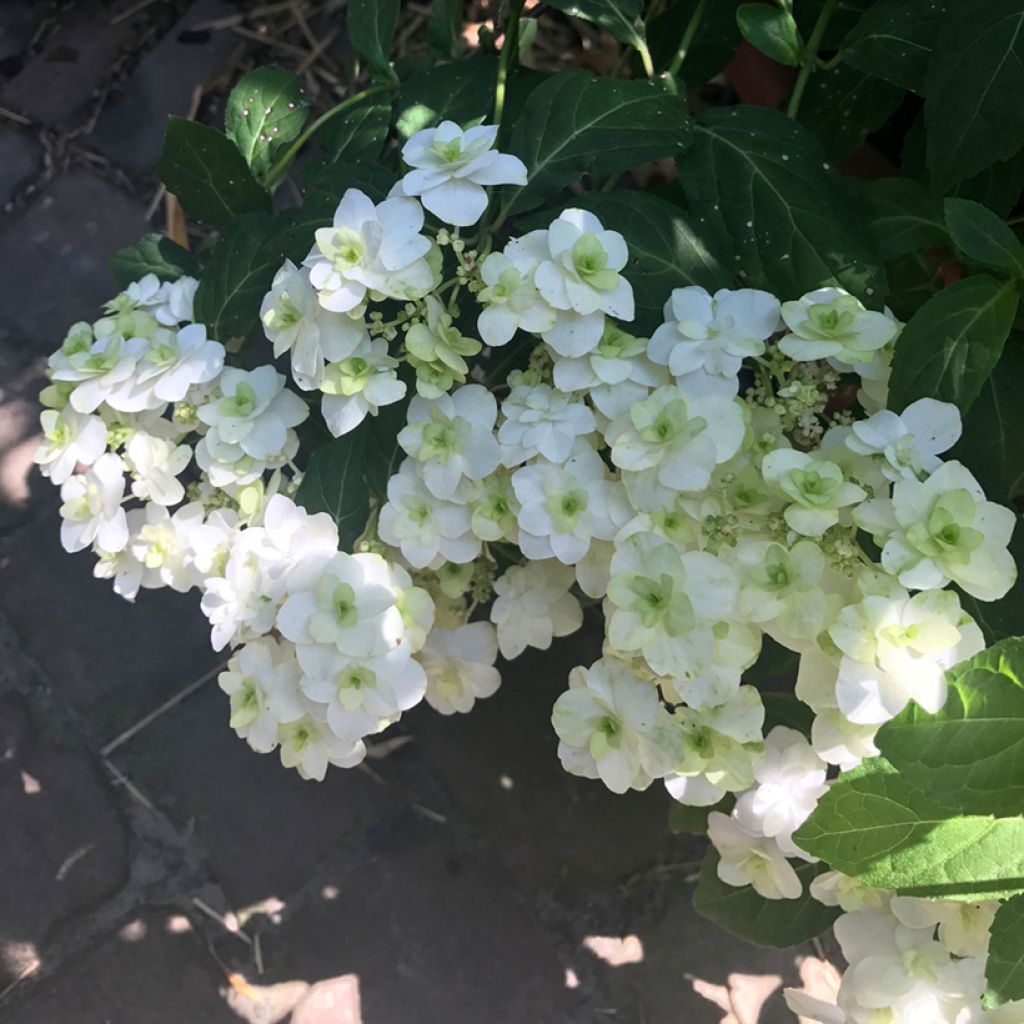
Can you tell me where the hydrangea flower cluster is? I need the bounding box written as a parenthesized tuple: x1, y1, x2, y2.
(38, 121, 1019, 1013)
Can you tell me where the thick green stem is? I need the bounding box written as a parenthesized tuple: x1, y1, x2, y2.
(636, 38, 656, 78)
(667, 0, 710, 78)
(265, 83, 395, 191)
(494, 0, 525, 127)
(786, 0, 840, 118)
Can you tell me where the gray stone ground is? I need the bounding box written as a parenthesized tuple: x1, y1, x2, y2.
(0, 3, 820, 1021)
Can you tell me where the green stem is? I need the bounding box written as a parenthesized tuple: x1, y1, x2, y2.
(265, 83, 395, 190)
(494, 0, 525, 127)
(786, 0, 839, 118)
(667, 0, 710, 78)
(636, 37, 656, 78)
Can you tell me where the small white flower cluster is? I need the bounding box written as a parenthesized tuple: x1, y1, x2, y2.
(786, 873, 1023, 1024)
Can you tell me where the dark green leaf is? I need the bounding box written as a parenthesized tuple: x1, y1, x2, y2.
(986, 894, 1024, 1007)
(364, 390, 411, 500)
(395, 55, 499, 138)
(795, 0, 874, 50)
(647, 0, 741, 86)
(427, 0, 464, 58)
(693, 851, 840, 946)
(951, 149, 1024, 219)
(504, 72, 689, 216)
(736, 4, 803, 66)
(885, 248, 945, 321)
(877, 638, 1024, 817)
(854, 177, 947, 262)
(678, 105, 886, 303)
(794, 758, 1024, 899)
(193, 214, 280, 342)
(841, 0, 947, 93)
(944, 198, 1024, 276)
(225, 65, 309, 186)
(348, 0, 399, 82)
(295, 423, 371, 549)
(745, 634, 800, 687)
(925, 0, 1024, 192)
(544, 0, 644, 48)
(157, 117, 270, 229)
(317, 102, 392, 165)
(668, 795, 734, 835)
(952, 341, 1024, 504)
(762, 692, 814, 738)
(888, 274, 1018, 414)
(569, 192, 732, 334)
(305, 160, 397, 206)
(799, 64, 904, 162)
(109, 234, 199, 289)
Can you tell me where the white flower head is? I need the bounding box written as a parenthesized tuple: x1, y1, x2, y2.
(278, 713, 367, 780)
(305, 188, 436, 312)
(125, 432, 191, 506)
(50, 333, 150, 414)
(420, 622, 502, 715)
(476, 250, 556, 346)
(59, 452, 128, 553)
(648, 286, 780, 396)
(552, 657, 683, 794)
(707, 811, 803, 899)
(490, 560, 583, 660)
(319, 336, 407, 437)
(35, 407, 108, 484)
(397, 121, 527, 227)
(778, 287, 898, 366)
(761, 448, 866, 537)
(497, 381, 596, 466)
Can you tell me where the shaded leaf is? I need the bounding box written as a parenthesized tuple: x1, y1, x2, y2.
(110, 234, 199, 289)
(348, 0, 399, 82)
(395, 55, 499, 138)
(888, 274, 1018, 414)
(762, 692, 814, 738)
(668, 795, 734, 835)
(158, 117, 270, 229)
(693, 851, 840, 946)
(544, 0, 645, 48)
(317, 102, 392, 165)
(925, 0, 1024, 191)
(944, 198, 1024, 276)
(736, 4, 803, 66)
(986, 894, 1024, 1007)
(225, 65, 309, 186)
(647, 0, 741, 86)
(854, 177, 947, 262)
(678, 105, 885, 303)
(503, 71, 690, 216)
(364, 387, 411, 500)
(295, 423, 371, 550)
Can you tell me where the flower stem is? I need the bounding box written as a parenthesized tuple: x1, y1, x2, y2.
(667, 0, 710, 78)
(786, 0, 839, 119)
(265, 83, 396, 191)
(494, 0, 525, 128)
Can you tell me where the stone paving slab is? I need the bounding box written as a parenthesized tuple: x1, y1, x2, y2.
(0, 169, 149, 353)
(0, 505, 219, 740)
(0, 126, 40, 209)
(0, 690, 129, 986)
(4, 910, 235, 1024)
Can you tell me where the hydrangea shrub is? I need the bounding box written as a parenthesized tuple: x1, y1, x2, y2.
(34, 1, 1024, 1019)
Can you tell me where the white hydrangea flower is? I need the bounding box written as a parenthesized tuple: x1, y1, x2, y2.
(124, 501, 207, 593)
(605, 532, 737, 679)
(261, 259, 367, 388)
(419, 621, 502, 715)
(319, 337, 407, 437)
(551, 322, 668, 419)
(490, 560, 583, 659)
(497, 380, 596, 466)
(467, 469, 520, 543)
(124, 432, 191, 506)
(829, 585, 984, 724)
(647, 286, 780, 396)
(607, 385, 746, 509)
(512, 444, 624, 564)
(761, 448, 866, 537)
(59, 453, 128, 553)
(152, 276, 198, 325)
(476, 250, 556, 346)
(855, 460, 1017, 601)
(277, 551, 404, 658)
(195, 366, 307, 483)
(810, 708, 880, 770)
(50, 333, 150, 414)
(396, 121, 527, 226)
(531, 209, 634, 356)
(219, 637, 306, 752)
(305, 188, 435, 312)
(890, 896, 998, 960)
(809, 870, 890, 914)
(277, 712, 367, 780)
(707, 811, 802, 899)
(552, 657, 683, 794)
(35, 407, 108, 484)
(734, 726, 828, 857)
(397, 384, 500, 499)
(665, 685, 765, 805)
(659, 619, 761, 708)
(778, 287, 898, 367)
(846, 397, 962, 482)
(299, 646, 426, 739)
(378, 459, 480, 568)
